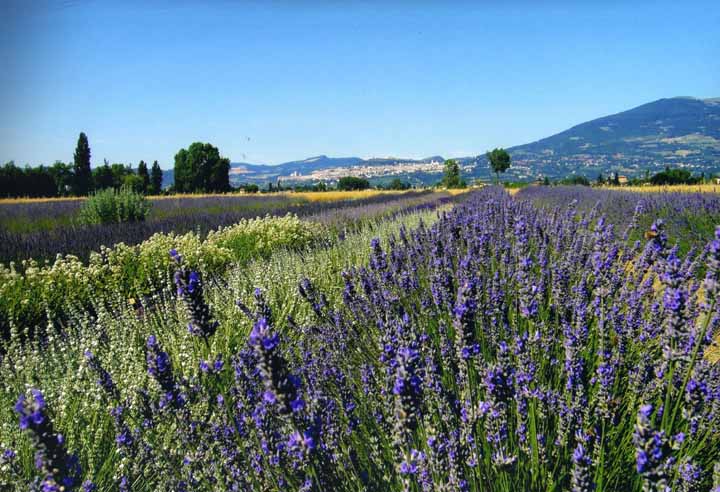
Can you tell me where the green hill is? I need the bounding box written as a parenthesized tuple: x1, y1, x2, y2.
(502, 97, 720, 179)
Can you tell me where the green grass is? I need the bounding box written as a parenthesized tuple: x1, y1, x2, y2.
(0, 215, 75, 234)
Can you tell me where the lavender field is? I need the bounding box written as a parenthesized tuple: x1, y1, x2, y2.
(0, 191, 443, 263)
(1, 186, 720, 491)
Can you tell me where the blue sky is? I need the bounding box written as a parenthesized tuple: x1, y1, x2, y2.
(1, 1, 718, 168)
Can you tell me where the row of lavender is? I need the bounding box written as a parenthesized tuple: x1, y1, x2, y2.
(0, 191, 439, 263)
(517, 186, 720, 250)
(0, 194, 303, 225)
(3, 187, 720, 490)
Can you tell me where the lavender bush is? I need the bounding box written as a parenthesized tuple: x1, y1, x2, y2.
(1, 187, 718, 491)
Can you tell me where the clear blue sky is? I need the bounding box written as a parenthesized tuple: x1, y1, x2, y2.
(1, 1, 718, 168)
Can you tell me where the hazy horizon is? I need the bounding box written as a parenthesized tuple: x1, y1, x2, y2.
(2, 0, 718, 168)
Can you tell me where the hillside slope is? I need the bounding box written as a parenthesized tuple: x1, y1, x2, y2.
(504, 97, 720, 179)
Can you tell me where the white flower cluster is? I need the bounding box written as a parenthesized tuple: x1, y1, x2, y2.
(0, 213, 324, 335)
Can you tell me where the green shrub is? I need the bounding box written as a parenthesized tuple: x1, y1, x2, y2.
(206, 213, 323, 263)
(79, 186, 151, 225)
(337, 176, 370, 191)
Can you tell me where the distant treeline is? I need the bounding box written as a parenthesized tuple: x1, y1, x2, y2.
(0, 161, 73, 198)
(1, 133, 163, 198)
(2, 132, 466, 199)
(0, 160, 164, 198)
(236, 177, 413, 194)
(646, 168, 707, 185)
(529, 167, 714, 188)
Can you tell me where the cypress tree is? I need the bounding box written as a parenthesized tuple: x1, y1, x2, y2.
(92, 159, 114, 190)
(73, 132, 92, 195)
(150, 160, 163, 194)
(137, 160, 150, 193)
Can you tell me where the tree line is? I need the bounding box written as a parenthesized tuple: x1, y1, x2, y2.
(0, 133, 231, 198)
(1, 131, 515, 198)
(0, 133, 163, 198)
(535, 167, 713, 188)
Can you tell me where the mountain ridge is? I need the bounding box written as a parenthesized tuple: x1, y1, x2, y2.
(503, 96, 720, 180)
(162, 96, 720, 187)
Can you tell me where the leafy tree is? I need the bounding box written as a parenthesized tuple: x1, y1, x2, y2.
(150, 160, 163, 194)
(596, 173, 604, 185)
(0, 161, 22, 198)
(243, 183, 259, 193)
(337, 176, 370, 191)
(387, 178, 411, 190)
(174, 142, 230, 193)
(137, 160, 150, 193)
(650, 168, 698, 185)
(313, 182, 327, 192)
(440, 159, 465, 188)
(123, 174, 146, 193)
(92, 160, 115, 190)
(49, 161, 73, 195)
(73, 132, 92, 195)
(486, 148, 511, 183)
(109, 163, 134, 189)
(29, 166, 59, 197)
(0, 162, 57, 198)
(560, 175, 590, 186)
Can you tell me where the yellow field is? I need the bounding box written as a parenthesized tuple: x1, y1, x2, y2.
(283, 190, 410, 202)
(446, 188, 472, 196)
(605, 184, 720, 194)
(0, 195, 88, 204)
(0, 189, 419, 205)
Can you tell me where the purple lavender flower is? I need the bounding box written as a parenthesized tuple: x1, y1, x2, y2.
(14, 389, 82, 491)
(677, 459, 702, 492)
(247, 312, 303, 415)
(570, 442, 594, 492)
(146, 335, 175, 394)
(84, 350, 119, 400)
(633, 404, 672, 492)
(369, 237, 388, 271)
(392, 345, 424, 430)
(170, 249, 218, 339)
(287, 430, 315, 452)
(298, 277, 329, 318)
